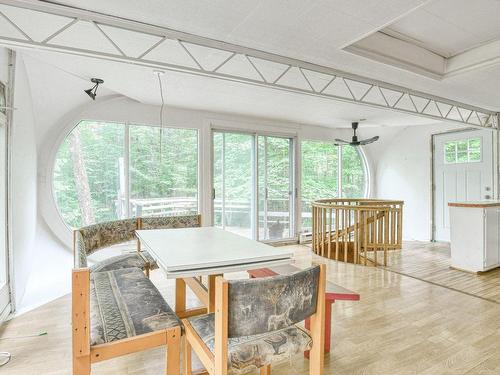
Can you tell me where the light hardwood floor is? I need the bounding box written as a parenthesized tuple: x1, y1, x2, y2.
(2, 244, 500, 374)
(384, 241, 500, 303)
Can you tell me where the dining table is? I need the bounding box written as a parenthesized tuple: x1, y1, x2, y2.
(135, 226, 295, 318)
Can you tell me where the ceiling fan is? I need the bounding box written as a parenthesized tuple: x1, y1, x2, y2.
(334, 121, 379, 146)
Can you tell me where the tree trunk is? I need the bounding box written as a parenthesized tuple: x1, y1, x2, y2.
(69, 128, 94, 226)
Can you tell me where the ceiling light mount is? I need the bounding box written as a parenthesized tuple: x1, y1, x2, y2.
(84, 78, 104, 100)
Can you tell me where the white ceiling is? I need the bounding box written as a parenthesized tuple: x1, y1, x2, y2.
(387, 0, 500, 57)
(42, 0, 500, 111)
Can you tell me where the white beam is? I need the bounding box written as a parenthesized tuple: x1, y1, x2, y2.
(0, 0, 496, 129)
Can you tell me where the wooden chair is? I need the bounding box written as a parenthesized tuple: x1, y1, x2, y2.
(182, 264, 326, 375)
(72, 267, 182, 375)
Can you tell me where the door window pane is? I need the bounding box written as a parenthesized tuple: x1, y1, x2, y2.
(129, 126, 198, 217)
(468, 138, 481, 162)
(301, 141, 338, 232)
(53, 121, 125, 228)
(444, 138, 482, 164)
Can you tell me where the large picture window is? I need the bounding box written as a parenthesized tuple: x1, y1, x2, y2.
(53, 120, 198, 228)
(301, 140, 367, 232)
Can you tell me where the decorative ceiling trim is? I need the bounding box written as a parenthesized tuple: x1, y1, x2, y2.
(346, 29, 500, 81)
(0, 0, 497, 129)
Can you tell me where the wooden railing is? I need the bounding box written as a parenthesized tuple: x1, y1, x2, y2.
(312, 199, 404, 266)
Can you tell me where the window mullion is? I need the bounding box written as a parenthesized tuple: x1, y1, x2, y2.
(338, 145, 343, 198)
(124, 123, 130, 218)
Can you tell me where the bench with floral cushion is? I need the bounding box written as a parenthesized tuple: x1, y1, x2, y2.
(73, 214, 201, 276)
(72, 266, 182, 374)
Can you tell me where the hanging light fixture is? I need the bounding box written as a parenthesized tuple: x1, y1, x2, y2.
(155, 70, 166, 167)
(84, 78, 104, 100)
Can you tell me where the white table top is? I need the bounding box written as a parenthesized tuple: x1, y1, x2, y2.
(136, 227, 294, 278)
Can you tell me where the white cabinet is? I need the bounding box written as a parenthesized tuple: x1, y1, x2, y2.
(484, 207, 500, 268)
(449, 202, 500, 273)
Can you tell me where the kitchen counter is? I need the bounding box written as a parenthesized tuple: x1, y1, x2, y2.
(449, 200, 500, 208)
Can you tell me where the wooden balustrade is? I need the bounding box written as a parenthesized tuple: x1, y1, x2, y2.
(312, 199, 404, 266)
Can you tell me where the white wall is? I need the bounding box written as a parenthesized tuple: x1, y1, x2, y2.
(10, 53, 38, 309)
(368, 123, 464, 241)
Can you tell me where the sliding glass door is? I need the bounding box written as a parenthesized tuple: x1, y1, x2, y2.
(212, 130, 295, 241)
(258, 136, 293, 240)
(213, 132, 255, 238)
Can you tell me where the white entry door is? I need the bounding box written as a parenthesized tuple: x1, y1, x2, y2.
(434, 129, 494, 241)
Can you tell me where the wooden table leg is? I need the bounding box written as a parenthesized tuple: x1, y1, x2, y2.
(207, 274, 222, 313)
(304, 299, 334, 358)
(175, 278, 186, 314)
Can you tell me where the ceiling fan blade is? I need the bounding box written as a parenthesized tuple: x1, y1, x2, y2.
(334, 138, 349, 145)
(358, 136, 379, 145)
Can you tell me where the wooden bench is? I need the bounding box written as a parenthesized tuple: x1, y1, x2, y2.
(248, 264, 360, 357)
(72, 267, 182, 374)
(73, 214, 201, 277)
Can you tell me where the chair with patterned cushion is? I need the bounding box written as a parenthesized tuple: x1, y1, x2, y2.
(182, 264, 326, 375)
(72, 266, 182, 375)
(73, 218, 158, 276)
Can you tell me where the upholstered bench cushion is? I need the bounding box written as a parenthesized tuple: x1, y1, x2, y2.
(89, 251, 158, 273)
(188, 313, 312, 375)
(90, 267, 181, 346)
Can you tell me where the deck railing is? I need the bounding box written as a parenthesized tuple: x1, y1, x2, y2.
(312, 199, 404, 266)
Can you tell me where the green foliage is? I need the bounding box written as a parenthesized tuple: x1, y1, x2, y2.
(53, 122, 366, 233)
(129, 125, 198, 216)
(341, 145, 366, 198)
(53, 121, 198, 228)
(53, 121, 124, 228)
(300, 140, 366, 230)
